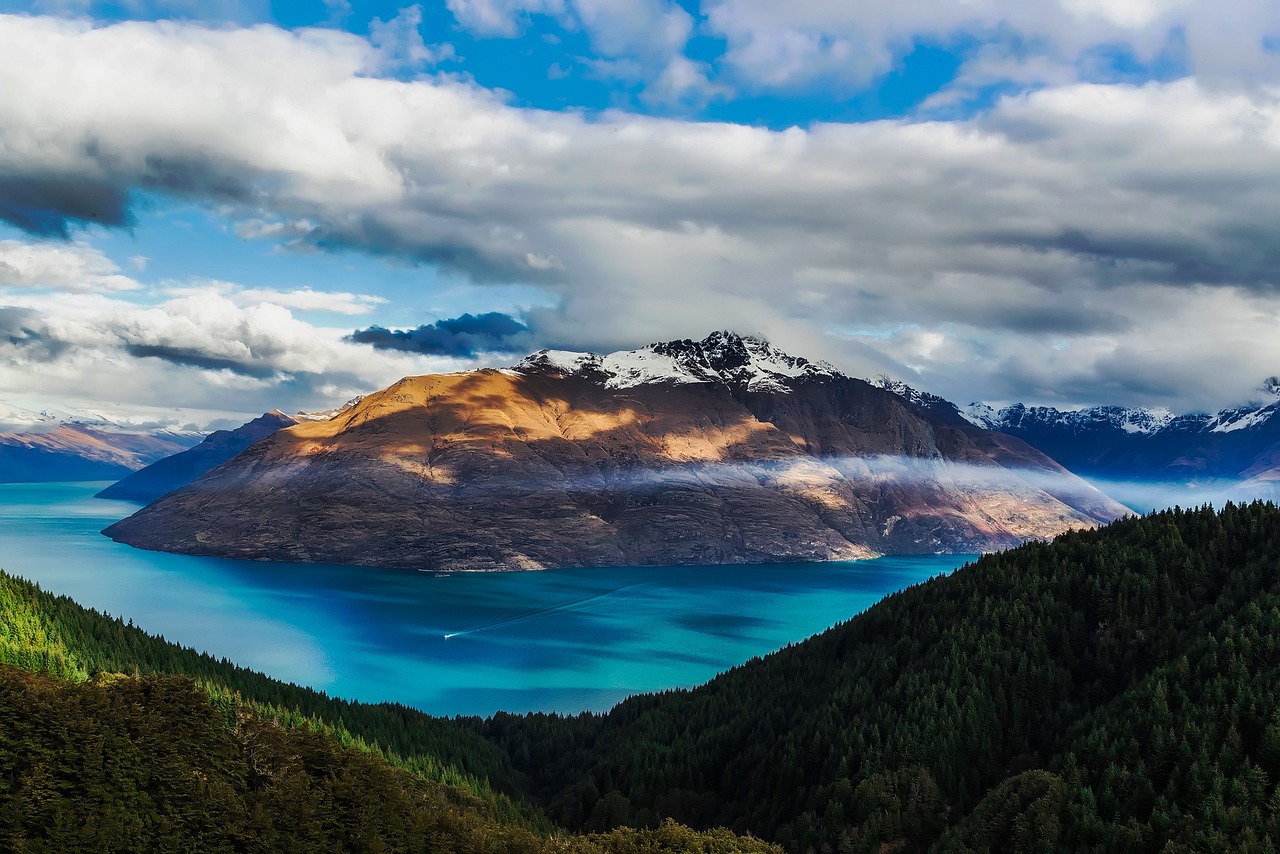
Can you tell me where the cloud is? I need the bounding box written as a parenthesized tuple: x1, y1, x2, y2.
(3, 16, 1280, 411)
(445, 0, 565, 37)
(0, 174, 134, 237)
(236, 287, 387, 315)
(0, 281, 476, 420)
(698, 0, 1278, 96)
(349, 311, 531, 356)
(447, 0, 702, 103)
(0, 305, 70, 361)
(0, 239, 141, 292)
(123, 342, 280, 377)
(367, 5, 454, 74)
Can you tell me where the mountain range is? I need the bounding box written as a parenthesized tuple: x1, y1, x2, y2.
(0, 402, 202, 484)
(953, 382, 1280, 510)
(102, 332, 1124, 571)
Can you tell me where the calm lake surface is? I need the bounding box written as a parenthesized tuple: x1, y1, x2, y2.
(0, 482, 973, 717)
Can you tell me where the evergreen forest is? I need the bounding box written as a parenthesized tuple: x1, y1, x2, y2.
(6, 502, 1280, 851)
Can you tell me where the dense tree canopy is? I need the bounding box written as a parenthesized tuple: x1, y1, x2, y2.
(473, 502, 1280, 852)
(8, 502, 1280, 851)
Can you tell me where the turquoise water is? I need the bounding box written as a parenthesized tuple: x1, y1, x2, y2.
(0, 482, 973, 717)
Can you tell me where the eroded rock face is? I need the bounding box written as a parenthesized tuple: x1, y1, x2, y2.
(105, 339, 1128, 572)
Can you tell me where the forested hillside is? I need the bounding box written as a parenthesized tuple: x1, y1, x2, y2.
(9, 503, 1280, 851)
(474, 502, 1280, 852)
(0, 571, 777, 853)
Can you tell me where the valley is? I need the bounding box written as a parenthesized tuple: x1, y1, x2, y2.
(0, 481, 967, 716)
(4, 490, 1278, 851)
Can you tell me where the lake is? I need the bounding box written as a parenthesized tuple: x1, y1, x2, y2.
(0, 482, 972, 717)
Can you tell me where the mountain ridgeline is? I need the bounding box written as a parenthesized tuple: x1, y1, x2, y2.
(0, 426, 199, 484)
(96, 410, 298, 503)
(963, 389, 1280, 509)
(103, 332, 1125, 571)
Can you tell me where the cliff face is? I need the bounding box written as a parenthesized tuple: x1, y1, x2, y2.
(105, 337, 1127, 571)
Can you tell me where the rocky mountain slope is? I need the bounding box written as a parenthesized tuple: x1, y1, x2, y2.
(105, 333, 1126, 571)
(96, 411, 300, 502)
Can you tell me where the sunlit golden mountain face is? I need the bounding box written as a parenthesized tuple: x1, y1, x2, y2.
(106, 334, 1127, 572)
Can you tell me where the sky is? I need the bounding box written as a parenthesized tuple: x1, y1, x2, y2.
(1, 0, 1279, 426)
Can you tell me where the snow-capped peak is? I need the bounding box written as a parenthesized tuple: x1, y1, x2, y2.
(959, 402, 998, 429)
(294, 395, 367, 422)
(0, 400, 214, 437)
(512, 350, 608, 379)
(1114, 407, 1175, 434)
(0, 401, 139, 434)
(963, 402, 1177, 435)
(513, 331, 841, 393)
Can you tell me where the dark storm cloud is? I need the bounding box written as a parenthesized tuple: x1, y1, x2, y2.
(1000, 228, 1280, 289)
(0, 175, 134, 238)
(124, 343, 279, 378)
(349, 312, 532, 357)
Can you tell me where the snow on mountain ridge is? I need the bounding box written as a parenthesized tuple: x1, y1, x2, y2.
(293, 396, 367, 422)
(513, 332, 841, 392)
(0, 401, 119, 431)
(0, 401, 209, 437)
(977, 403, 1176, 435)
(959, 402, 998, 429)
(954, 397, 1280, 438)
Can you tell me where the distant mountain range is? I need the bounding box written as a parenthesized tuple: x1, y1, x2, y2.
(950, 382, 1280, 510)
(0, 399, 364, 489)
(104, 332, 1124, 571)
(0, 402, 202, 484)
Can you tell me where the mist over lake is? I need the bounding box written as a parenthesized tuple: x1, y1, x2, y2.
(0, 482, 970, 717)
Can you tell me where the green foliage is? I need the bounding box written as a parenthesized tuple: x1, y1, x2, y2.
(470, 502, 1280, 852)
(0, 571, 779, 853)
(11, 501, 1280, 852)
(0, 667, 780, 853)
(0, 568, 527, 816)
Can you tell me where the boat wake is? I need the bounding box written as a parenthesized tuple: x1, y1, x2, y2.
(443, 583, 650, 639)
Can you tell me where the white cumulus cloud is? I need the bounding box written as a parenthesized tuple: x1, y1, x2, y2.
(0, 239, 141, 292)
(1, 16, 1280, 412)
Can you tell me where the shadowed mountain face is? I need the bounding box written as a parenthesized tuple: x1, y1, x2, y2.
(96, 411, 298, 503)
(961, 395, 1280, 509)
(105, 334, 1127, 572)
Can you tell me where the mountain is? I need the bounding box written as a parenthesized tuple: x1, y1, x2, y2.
(475, 501, 1280, 852)
(0, 402, 201, 483)
(96, 410, 299, 502)
(104, 332, 1126, 571)
(956, 383, 1280, 509)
